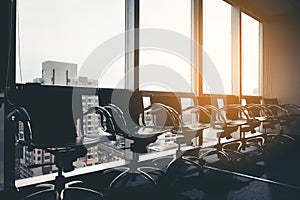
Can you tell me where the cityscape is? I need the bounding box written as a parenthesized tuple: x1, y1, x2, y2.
(15, 60, 126, 180)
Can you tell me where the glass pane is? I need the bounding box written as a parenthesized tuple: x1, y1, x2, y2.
(15, 0, 125, 180)
(242, 13, 260, 96)
(203, 0, 232, 94)
(16, 0, 125, 88)
(140, 0, 192, 92)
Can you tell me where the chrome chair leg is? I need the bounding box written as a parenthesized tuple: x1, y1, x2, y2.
(137, 168, 157, 184)
(109, 168, 130, 188)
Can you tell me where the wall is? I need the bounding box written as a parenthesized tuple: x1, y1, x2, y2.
(0, 0, 10, 91)
(0, 0, 18, 196)
(263, 10, 300, 105)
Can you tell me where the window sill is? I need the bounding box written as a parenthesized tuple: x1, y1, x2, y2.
(15, 145, 194, 188)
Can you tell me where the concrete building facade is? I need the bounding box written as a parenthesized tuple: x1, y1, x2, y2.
(42, 61, 77, 86)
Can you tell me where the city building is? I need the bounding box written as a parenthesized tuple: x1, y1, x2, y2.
(42, 61, 77, 86)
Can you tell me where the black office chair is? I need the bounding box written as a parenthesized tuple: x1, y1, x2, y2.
(282, 104, 300, 122)
(225, 96, 261, 134)
(149, 93, 197, 147)
(246, 97, 293, 144)
(198, 106, 242, 166)
(98, 88, 175, 190)
(189, 96, 244, 168)
(10, 84, 111, 200)
(221, 96, 264, 159)
(244, 96, 296, 160)
(244, 96, 279, 141)
(263, 98, 295, 144)
(148, 93, 210, 181)
(282, 103, 300, 138)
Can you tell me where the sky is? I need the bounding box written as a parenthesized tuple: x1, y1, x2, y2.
(16, 0, 193, 92)
(16, 0, 125, 84)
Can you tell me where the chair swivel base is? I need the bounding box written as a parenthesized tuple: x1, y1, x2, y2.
(104, 163, 165, 190)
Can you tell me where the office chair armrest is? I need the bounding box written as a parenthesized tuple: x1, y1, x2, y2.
(145, 102, 181, 131)
(282, 104, 300, 118)
(220, 104, 250, 120)
(7, 107, 34, 148)
(222, 149, 245, 161)
(245, 104, 264, 117)
(103, 103, 130, 135)
(267, 104, 290, 117)
(83, 105, 116, 135)
(283, 104, 300, 112)
(202, 105, 229, 128)
(183, 105, 211, 122)
(249, 104, 278, 121)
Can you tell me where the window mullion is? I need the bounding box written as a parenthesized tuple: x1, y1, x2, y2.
(259, 22, 263, 96)
(191, 0, 202, 96)
(125, 0, 139, 90)
(231, 6, 241, 97)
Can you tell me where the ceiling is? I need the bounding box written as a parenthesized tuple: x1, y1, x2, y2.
(243, 0, 300, 17)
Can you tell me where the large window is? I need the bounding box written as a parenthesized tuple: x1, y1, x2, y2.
(16, 0, 262, 94)
(15, 0, 125, 180)
(13, 0, 263, 182)
(202, 0, 262, 96)
(203, 0, 232, 94)
(139, 0, 192, 92)
(241, 13, 261, 96)
(16, 0, 125, 88)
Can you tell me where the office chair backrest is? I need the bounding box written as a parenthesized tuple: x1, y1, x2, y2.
(196, 96, 211, 106)
(263, 98, 279, 115)
(263, 98, 279, 105)
(244, 96, 261, 104)
(244, 96, 262, 117)
(196, 96, 212, 123)
(150, 92, 182, 113)
(225, 95, 240, 120)
(15, 84, 82, 146)
(225, 95, 240, 105)
(150, 92, 182, 126)
(98, 88, 144, 133)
